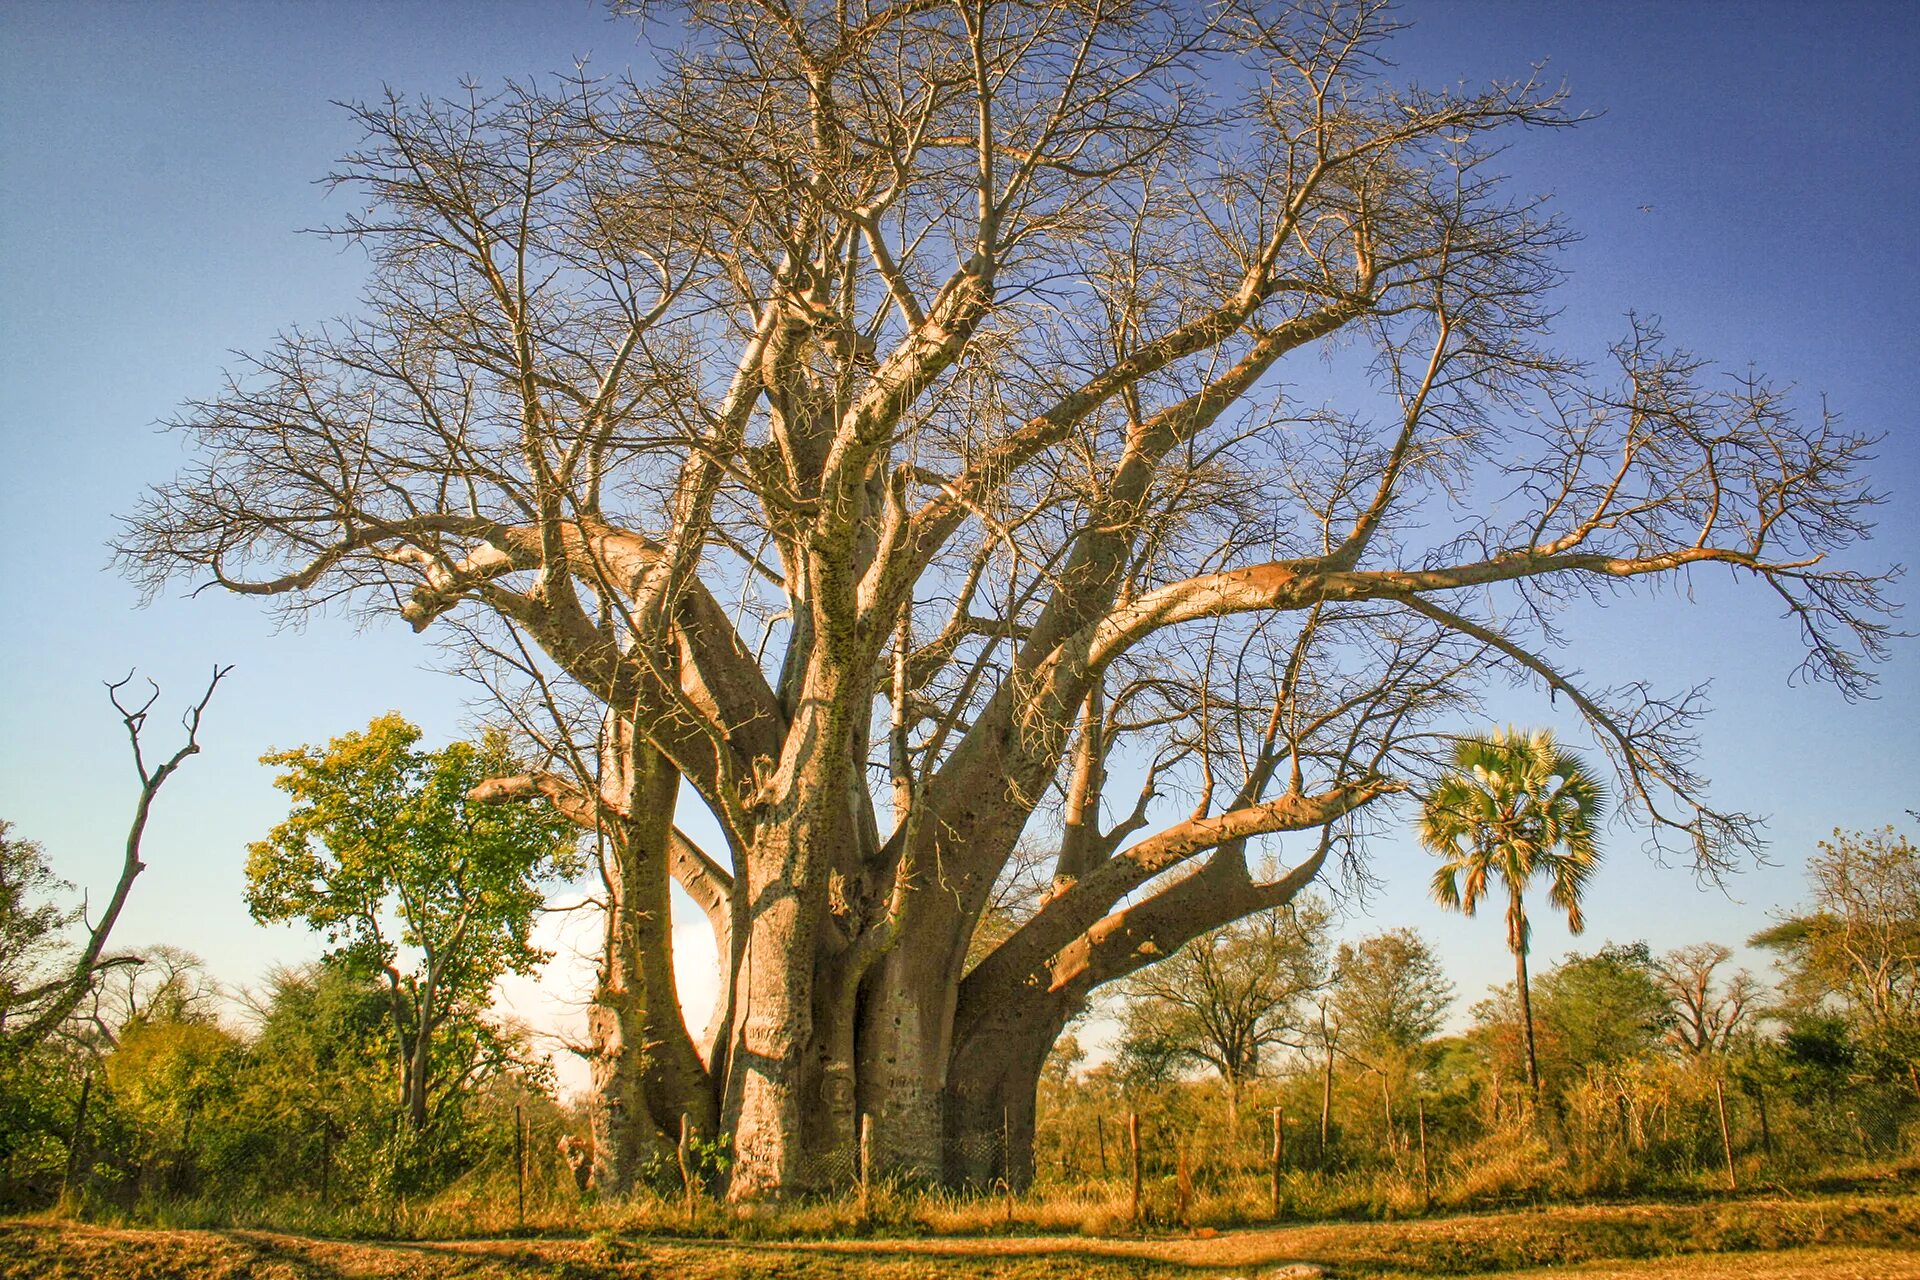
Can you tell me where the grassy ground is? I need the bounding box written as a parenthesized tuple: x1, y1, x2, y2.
(4, 1188, 1917, 1279)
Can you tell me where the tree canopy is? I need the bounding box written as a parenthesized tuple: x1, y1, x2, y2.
(1330, 928, 1454, 1059)
(246, 714, 578, 1129)
(1753, 826, 1920, 1096)
(1118, 897, 1330, 1118)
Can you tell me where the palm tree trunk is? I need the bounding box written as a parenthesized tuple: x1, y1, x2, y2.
(1509, 886, 1540, 1102)
(1514, 943, 1540, 1098)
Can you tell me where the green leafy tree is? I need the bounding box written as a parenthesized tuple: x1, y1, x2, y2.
(240, 963, 411, 1191)
(104, 1018, 247, 1196)
(1752, 825, 1920, 1101)
(1420, 727, 1606, 1100)
(1331, 928, 1455, 1059)
(245, 715, 578, 1131)
(1471, 943, 1670, 1102)
(0, 822, 74, 1037)
(1535, 942, 1669, 1082)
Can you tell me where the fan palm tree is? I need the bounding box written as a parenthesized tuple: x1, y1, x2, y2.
(1419, 727, 1606, 1100)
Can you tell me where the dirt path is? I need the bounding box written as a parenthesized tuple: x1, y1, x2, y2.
(3, 1191, 1916, 1279)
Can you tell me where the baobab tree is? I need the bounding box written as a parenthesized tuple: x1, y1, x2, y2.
(1652, 943, 1761, 1058)
(118, 0, 1892, 1196)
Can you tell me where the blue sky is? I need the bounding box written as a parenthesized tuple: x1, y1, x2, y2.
(3, 1, 1916, 1078)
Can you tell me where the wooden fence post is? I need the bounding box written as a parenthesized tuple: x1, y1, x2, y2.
(319, 1113, 332, 1207)
(1319, 1037, 1334, 1157)
(1001, 1105, 1011, 1184)
(1269, 1107, 1285, 1219)
(1378, 1072, 1397, 1157)
(859, 1113, 872, 1219)
(678, 1114, 696, 1221)
(1713, 1079, 1736, 1192)
(515, 1100, 527, 1229)
(1416, 1098, 1432, 1208)
(1129, 1110, 1143, 1228)
(1175, 1134, 1193, 1228)
(1001, 1106, 1016, 1226)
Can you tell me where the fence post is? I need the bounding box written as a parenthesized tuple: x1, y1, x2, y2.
(1269, 1107, 1284, 1219)
(1319, 1039, 1334, 1158)
(1713, 1079, 1736, 1192)
(1001, 1105, 1015, 1226)
(1128, 1110, 1142, 1229)
(61, 1074, 93, 1206)
(515, 1101, 527, 1229)
(1001, 1104, 1017, 1225)
(1416, 1098, 1431, 1208)
(858, 1113, 872, 1219)
(1378, 1072, 1398, 1157)
(678, 1114, 696, 1221)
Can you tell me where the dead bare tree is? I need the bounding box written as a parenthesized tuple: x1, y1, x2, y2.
(2, 667, 229, 1054)
(117, 0, 1893, 1196)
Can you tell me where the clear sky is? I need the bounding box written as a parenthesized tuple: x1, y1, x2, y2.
(3, 1, 1916, 1089)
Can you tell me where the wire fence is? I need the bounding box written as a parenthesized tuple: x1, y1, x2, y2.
(10, 1061, 1916, 1230)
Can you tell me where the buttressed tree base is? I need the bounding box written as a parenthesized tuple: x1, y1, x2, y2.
(119, 0, 1893, 1199)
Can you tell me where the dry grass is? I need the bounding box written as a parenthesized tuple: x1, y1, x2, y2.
(4, 1187, 1918, 1279)
(1492, 1248, 1920, 1280)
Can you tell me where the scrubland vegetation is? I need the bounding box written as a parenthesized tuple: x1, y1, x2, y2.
(4, 807, 1915, 1252)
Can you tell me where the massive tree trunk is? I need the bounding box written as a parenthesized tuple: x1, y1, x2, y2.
(947, 836, 1335, 1188)
(721, 670, 866, 1197)
(590, 729, 716, 1194)
(945, 991, 1073, 1189)
(856, 932, 963, 1183)
(855, 779, 1030, 1183)
(719, 851, 818, 1195)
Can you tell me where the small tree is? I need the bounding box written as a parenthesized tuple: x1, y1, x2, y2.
(1532, 942, 1670, 1078)
(1752, 825, 1920, 1101)
(1331, 928, 1455, 1060)
(245, 714, 578, 1132)
(0, 823, 73, 1035)
(1420, 728, 1606, 1101)
(1117, 897, 1330, 1126)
